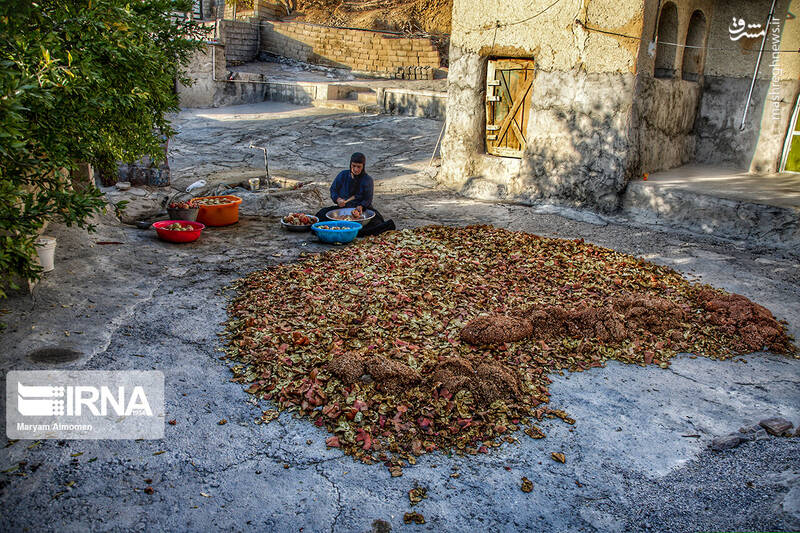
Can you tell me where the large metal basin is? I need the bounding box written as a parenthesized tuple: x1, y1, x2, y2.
(325, 207, 375, 225)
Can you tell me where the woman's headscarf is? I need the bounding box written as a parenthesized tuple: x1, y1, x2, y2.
(350, 152, 366, 178)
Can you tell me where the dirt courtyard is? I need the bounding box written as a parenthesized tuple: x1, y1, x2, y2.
(1, 102, 799, 532)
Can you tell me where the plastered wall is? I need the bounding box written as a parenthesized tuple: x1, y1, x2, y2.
(702, 0, 799, 80)
(633, 0, 800, 174)
(635, 0, 714, 80)
(693, 0, 800, 173)
(176, 42, 228, 108)
(632, 0, 712, 175)
(449, 0, 642, 73)
(442, 0, 647, 212)
(442, 0, 800, 213)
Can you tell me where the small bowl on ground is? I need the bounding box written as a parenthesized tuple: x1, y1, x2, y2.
(194, 195, 242, 226)
(311, 221, 361, 244)
(167, 207, 199, 222)
(281, 214, 318, 232)
(325, 207, 375, 225)
(152, 220, 205, 243)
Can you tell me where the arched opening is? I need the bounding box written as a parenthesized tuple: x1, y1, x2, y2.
(654, 2, 679, 79)
(682, 10, 707, 81)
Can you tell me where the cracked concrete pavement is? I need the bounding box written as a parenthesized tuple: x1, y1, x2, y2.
(168, 102, 443, 189)
(2, 102, 799, 532)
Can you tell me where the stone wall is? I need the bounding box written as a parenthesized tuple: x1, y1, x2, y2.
(219, 19, 260, 63)
(117, 139, 170, 187)
(259, 21, 440, 77)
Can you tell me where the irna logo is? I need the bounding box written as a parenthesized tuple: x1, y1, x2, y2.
(17, 382, 153, 417)
(7, 370, 164, 439)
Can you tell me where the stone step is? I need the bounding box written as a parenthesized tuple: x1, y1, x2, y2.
(311, 99, 381, 113)
(331, 85, 379, 105)
(254, 80, 446, 120)
(356, 91, 378, 105)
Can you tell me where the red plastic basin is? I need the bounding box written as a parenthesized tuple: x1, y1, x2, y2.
(152, 220, 205, 243)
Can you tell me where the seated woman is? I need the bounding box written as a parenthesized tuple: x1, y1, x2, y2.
(315, 152, 395, 237)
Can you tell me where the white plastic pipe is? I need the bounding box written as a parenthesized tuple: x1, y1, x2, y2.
(740, 0, 778, 131)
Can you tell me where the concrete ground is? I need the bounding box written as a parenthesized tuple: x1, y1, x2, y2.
(641, 164, 800, 210)
(622, 163, 800, 249)
(2, 103, 799, 532)
(168, 102, 444, 189)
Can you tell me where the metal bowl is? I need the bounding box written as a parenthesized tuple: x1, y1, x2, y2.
(167, 207, 199, 222)
(281, 215, 318, 232)
(325, 207, 375, 225)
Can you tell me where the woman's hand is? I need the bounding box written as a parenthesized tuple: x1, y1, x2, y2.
(352, 205, 363, 218)
(336, 197, 347, 207)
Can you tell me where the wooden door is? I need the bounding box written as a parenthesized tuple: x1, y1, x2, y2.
(485, 58, 535, 158)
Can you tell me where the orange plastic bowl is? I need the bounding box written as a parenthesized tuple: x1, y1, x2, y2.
(152, 220, 205, 243)
(194, 195, 242, 226)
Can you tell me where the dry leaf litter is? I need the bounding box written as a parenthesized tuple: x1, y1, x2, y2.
(223, 226, 796, 471)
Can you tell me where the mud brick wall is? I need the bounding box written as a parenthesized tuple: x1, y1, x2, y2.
(219, 20, 260, 63)
(259, 21, 440, 76)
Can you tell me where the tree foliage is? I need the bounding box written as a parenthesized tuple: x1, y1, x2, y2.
(0, 0, 207, 296)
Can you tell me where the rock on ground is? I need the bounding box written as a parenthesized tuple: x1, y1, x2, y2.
(760, 417, 794, 436)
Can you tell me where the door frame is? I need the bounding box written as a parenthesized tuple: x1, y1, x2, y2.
(779, 93, 800, 173)
(485, 58, 535, 158)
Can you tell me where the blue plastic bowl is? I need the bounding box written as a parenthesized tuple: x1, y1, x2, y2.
(311, 220, 361, 244)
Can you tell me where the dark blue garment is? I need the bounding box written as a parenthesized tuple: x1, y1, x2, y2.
(329, 170, 374, 209)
